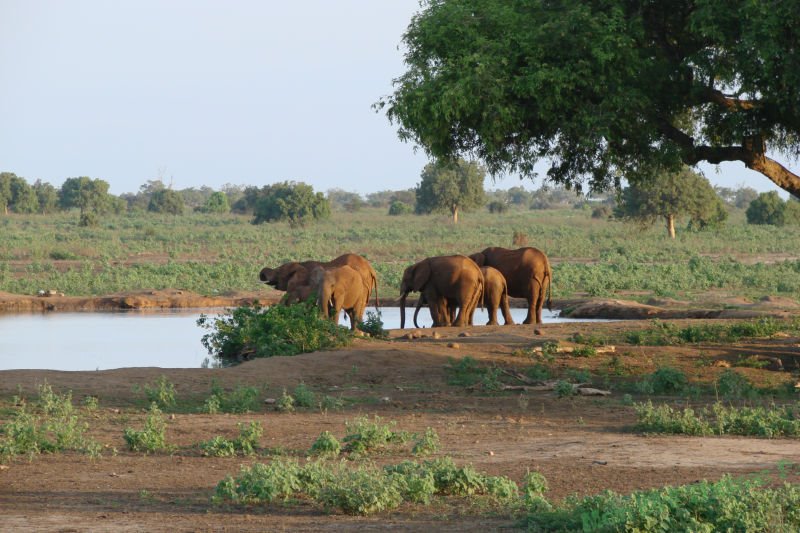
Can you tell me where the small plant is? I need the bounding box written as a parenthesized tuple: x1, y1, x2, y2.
(123, 403, 170, 453)
(292, 383, 316, 408)
(541, 341, 560, 357)
(317, 465, 403, 516)
(200, 436, 237, 457)
(309, 431, 341, 457)
(445, 356, 484, 387)
(319, 395, 345, 412)
(141, 375, 177, 409)
(82, 395, 99, 411)
(214, 459, 302, 504)
(525, 364, 551, 381)
(716, 369, 757, 400)
(733, 355, 770, 369)
(203, 381, 260, 414)
(233, 421, 263, 455)
(342, 415, 408, 456)
(570, 346, 597, 357)
(276, 389, 295, 413)
(554, 380, 575, 398)
(479, 367, 505, 393)
(637, 367, 688, 395)
(384, 461, 437, 504)
(411, 427, 440, 456)
(359, 310, 388, 339)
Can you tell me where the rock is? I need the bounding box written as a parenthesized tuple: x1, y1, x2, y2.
(432, 331, 442, 339)
(447, 342, 460, 349)
(264, 398, 277, 404)
(458, 332, 471, 337)
(534, 329, 543, 335)
(404, 333, 415, 340)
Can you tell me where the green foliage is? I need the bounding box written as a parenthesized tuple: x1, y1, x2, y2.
(291, 383, 316, 408)
(445, 356, 484, 387)
(148, 188, 185, 215)
(554, 380, 575, 399)
(382, 0, 800, 198)
(626, 318, 783, 346)
(636, 367, 689, 395)
(276, 389, 295, 413)
(214, 458, 302, 504)
(716, 370, 757, 400)
(317, 466, 404, 515)
(140, 375, 177, 409)
(198, 302, 352, 366)
(746, 191, 800, 226)
(251, 181, 330, 226)
(411, 427, 440, 456)
(309, 431, 341, 458)
(614, 167, 728, 237)
(59, 176, 114, 225)
(414, 158, 486, 222)
(342, 415, 409, 456)
(387, 200, 413, 215)
(358, 310, 388, 339)
(634, 400, 800, 437)
(200, 421, 263, 457)
(202, 382, 260, 414)
(524, 475, 800, 531)
(0, 383, 100, 462)
(123, 402, 170, 453)
(196, 191, 230, 214)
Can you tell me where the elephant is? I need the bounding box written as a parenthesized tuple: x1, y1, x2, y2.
(412, 266, 512, 327)
(259, 253, 379, 310)
(311, 264, 370, 331)
(481, 266, 514, 326)
(469, 247, 552, 325)
(399, 255, 483, 328)
(413, 293, 457, 328)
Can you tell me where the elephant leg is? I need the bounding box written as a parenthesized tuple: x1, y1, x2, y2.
(501, 295, 514, 325)
(486, 301, 498, 326)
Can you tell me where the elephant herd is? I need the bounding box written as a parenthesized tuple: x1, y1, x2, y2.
(259, 246, 552, 332)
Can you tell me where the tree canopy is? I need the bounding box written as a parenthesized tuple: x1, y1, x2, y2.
(59, 177, 113, 226)
(746, 191, 800, 226)
(251, 181, 330, 226)
(614, 167, 727, 238)
(148, 189, 185, 215)
(382, 0, 800, 197)
(415, 158, 486, 223)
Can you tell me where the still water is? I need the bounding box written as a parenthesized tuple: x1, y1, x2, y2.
(0, 307, 594, 371)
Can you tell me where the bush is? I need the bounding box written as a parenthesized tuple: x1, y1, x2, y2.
(358, 310, 388, 339)
(214, 459, 302, 504)
(198, 302, 352, 366)
(411, 427, 440, 456)
(638, 367, 689, 395)
(317, 466, 403, 515)
(746, 191, 789, 225)
(202, 382, 260, 414)
(140, 375, 177, 409)
(309, 431, 341, 457)
(388, 200, 413, 215)
(342, 415, 409, 456)
(123, 403, 170, 453)
(487, 200, 508, 213)
(251, 181, 330, 226)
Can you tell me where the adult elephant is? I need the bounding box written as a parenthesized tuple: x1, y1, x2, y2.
(399, 255, 483, 328)
(412, 266, 511, 327)
(259, 253, 378, 309)
(310, 265, 370, 331)
(470, 247, 551, 325)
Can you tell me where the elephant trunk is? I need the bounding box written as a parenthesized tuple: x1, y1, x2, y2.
(400, 293, 408, 329)
(413, 296, 423, 329)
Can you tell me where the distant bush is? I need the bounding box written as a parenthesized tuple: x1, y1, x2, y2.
(487, 200, 508, 214)
(197, 302, 352, 366)
(251, 181, 330, 226)
(388, 200, 413, 215)
(746, 191, 800, 226)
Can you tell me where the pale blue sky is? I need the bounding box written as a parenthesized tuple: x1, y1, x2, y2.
(0, 0, 789, 196)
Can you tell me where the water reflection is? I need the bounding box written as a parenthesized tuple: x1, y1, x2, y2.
(0, 307, 598, 371)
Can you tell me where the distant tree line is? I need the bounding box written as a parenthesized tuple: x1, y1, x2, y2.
(3, 166, 796, 230)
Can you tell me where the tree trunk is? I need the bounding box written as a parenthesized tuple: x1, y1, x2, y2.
(666, 214, 676, 239)
(452, 205, 459, 224)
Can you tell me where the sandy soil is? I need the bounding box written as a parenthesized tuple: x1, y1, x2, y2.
(1, 291, 799, 531)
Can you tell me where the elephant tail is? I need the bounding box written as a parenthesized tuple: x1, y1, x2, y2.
(372, 274, 380, 312)
(543, 265, 552, 311)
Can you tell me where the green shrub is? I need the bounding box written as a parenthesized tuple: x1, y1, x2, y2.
(276, 389, 295, 413)
(317, 466, 403, 516)
(123, 403, 170, 453)
(292, 383, 316, 408)
(200, 436, 237, 457)
(384, 461, 438, 504)
(634, 401, 712, 436)
(358, 310, 388, 339)
(716, 369, 757, 400)
(411, 427, 440, 456)
(198, 303, 352, 366)
(524, 475, 800, 531)
(309, 431, 341, 458)
(202, 382, 260, 414)
(214, 459, 302, 504)
(0, 383, 100, 462)
(140, 375, 177, 409)
(342, 415, 409, 456)
(554, 380, 575, 398)
(637, 367, 688, 395)
(446, 356, 484, 387)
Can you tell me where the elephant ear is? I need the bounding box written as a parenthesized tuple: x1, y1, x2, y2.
(411, 260, 431, 292)
(281, 263, 307, 288)
(308, 266, 326, 287)
(469, 252, 486, 266)
(259, 266, 275, 283)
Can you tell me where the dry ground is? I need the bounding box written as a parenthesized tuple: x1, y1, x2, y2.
(1, 293, 799, 531)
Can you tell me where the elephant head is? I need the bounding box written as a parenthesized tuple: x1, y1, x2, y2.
(469, 252, 486, 266)
(399, 260, 431, 329)
(259, 262, 307, 291)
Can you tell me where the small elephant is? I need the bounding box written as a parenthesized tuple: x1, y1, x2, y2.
(399, 255, 483, 328)
(312, 264, 370, 331)
(259, 253, 379, 310)
(470, 247, 551, 325)
(481, 266, 513, 326)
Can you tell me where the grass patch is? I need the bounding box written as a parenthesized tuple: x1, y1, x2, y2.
(625, 318, 785, 346)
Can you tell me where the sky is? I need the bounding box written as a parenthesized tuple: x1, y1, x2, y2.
(0, 0, 791, 197)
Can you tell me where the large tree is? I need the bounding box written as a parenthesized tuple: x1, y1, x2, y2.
(251, 181, 330, 226)
(59, 177, 113, 226)
(415, 158, 486, 223)
(381, 0, 800, 197)
(614, 167, 727, 238)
